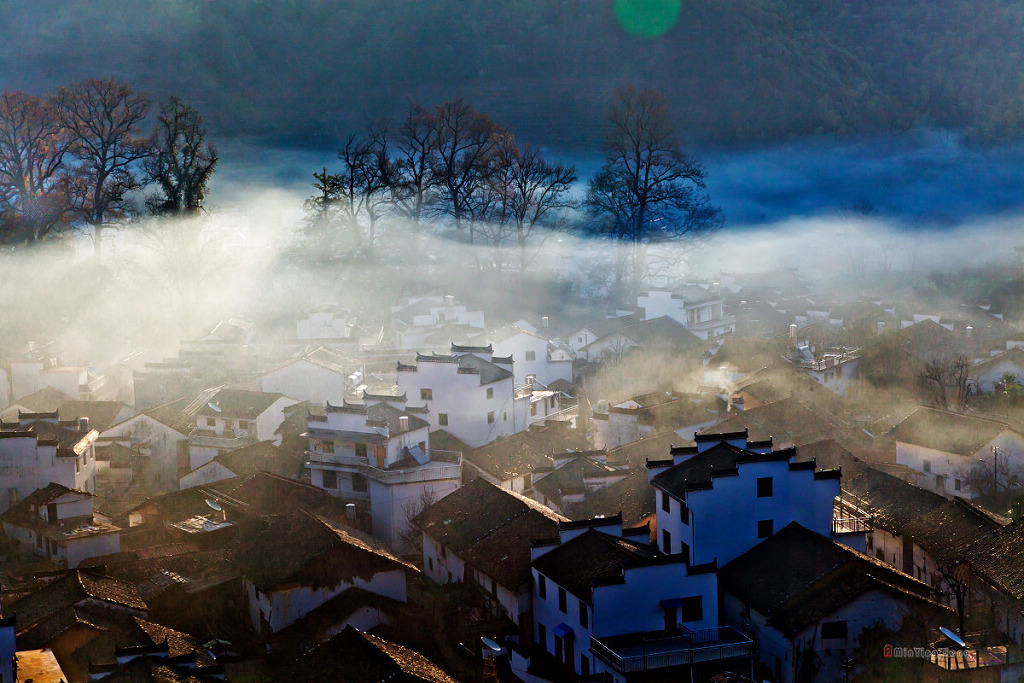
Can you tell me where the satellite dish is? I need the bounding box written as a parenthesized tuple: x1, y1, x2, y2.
(207, 403, 222, 413)
(205, 499, 222, 512)
(940, 626, 967, 648)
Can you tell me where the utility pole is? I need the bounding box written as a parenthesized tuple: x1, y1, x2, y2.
(992, 445, 1000, 502)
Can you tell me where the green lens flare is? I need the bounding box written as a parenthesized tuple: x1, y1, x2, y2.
(614, 0, 682, 38)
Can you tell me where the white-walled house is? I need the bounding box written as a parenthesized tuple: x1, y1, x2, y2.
(8, 358, 107, 403)
(396, 344, 526, 448)
(973, 348, 1024, 393)
(490, 325, 574, 387)
(637, 285, 736, 340)
(0, 413, 97, 511)
(391, 296, 485, 349)
(235, 512, 414, 636)
(187, 388, 298, 472)
(648, 431, 845, 566)
(0, 483, 120, 567)
(413, 478, 566, 633)
(529, 515, 747, 681)
(306, 394, 462, 551)
(260, 346, 358, 404)
(99, 412, 188, 491)
(889, 407, 1024, 499)
(296, 308, 352, 340)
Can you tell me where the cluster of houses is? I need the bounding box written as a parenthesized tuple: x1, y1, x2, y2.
(2, 274, 1024, 682)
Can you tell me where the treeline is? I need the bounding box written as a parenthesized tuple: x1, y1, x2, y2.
(5, 1, 1024, 146)
(300, 86, 720, 304)
(0, 79, 216, 254)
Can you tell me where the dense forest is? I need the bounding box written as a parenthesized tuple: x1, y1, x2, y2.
(3, 1, 1024, 149)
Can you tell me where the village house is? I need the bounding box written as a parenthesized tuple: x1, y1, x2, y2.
(1, 483, 120, 567)
(97, 410, 190, 492)
(259, 345, 359, 404)
(306, 394, 462, 551)
(576, 316, 702, 362)
(461, 421, 581, 494)
(132, 359, 196, 411)
(565, 312, 639, 362)
(186, 388, 298, 473)
(413, 478, 567, 633)
(889, 407, 1024, 499)
(530, 452, 626, 515)
(390, 295, 485, 350)
(781, 341, 860, 397)
(527, 514, 749, 681)
(591, 391, 719, 450)
(178, 440, 301, 490)
(0, 411, 97, 511)
(490, 324, 574, 387)
(637, 285, 736, 340)
(232, 512, 414, 637)
(972, 347, 1024, 393)
(296, 307, 353, 340)
(395, 343, 527, 448)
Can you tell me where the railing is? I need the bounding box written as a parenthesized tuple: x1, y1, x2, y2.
(188, 429, 257, 449)
(306, 450, 462, 485)
(590, 626, 753, 673)
(833, 496, 873, 534)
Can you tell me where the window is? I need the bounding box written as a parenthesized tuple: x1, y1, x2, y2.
(923, 459, 931, 474)
(420, 388, 433, 400)
(955, 479, 962, 491)
(352, 474, 367, 492)
(525, 351, 536, 361)
(758, 520, 773, 538)
(680, 541, 690, 563)
(581, 655, 590, 676)
(355, 443, 367, 459)
(428, 557, 433, 571)
(662, 490, 671, 513)
(322, 470, 338, 489)
(503, 412, 507, 421)
(558, 587, 567, 613)
(486, 387, 494, 399)
(757, 477, 773, 497)
(663, 529, 672, 553)
(531, 403, 538, 416)
(679, 500, 688, 523)
(438, 413, 448, 426)
(538, 624, 546, 648)
(679, 596, 703, 623)
(487, 412, 495, 424)
(538, 574, 547, 599)
(579, 599, 588, 627)
(549, 396, 555, 409)
(821, 621, 848, 640)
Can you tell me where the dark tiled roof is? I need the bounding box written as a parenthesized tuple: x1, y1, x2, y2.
(888, 407, 1010, 457)
(207, 440, 302, 479)
(412, 478, 565, 554)
(708, 338, 789, 372)
(270, 587, 405, 655)
(570, 468, 656, 527)
(460, 508, 565, 589)
(282, 624, 458, 683)
(196, 388, 286, 419)
(532, 529, 659, 601)
(9, 570, 147, 634)
(232, 512, 411, 593)
(223, 471, 350, 518)
(58, 400, 133, 433)
(708, 398, 850, 447)
(719, 523, 941, 636)
(840, 466, 946, 535)
(609, 316, 702, 349)
(532, 457, 624, 507)
(464, 423, 580, 480)
(904, 499, 1010, 566)
(964, 518, 1024, 600)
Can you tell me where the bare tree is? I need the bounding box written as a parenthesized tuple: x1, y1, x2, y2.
(955, 455, 1024, 508)
(585, 85, 721, 303)
(54, 78, 151, 258)
(429, 99, 506, 238)
(390, 102, 438, 226)
(144, 97, 217, 216)
(399, 486, 438, 554)
(918, 355, 974, 412)
(0, 91, 72, 245)
(936, 561, 971, 635)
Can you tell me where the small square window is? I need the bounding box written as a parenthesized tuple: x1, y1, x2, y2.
(420, 388, 433, 400)
(955, 479, 962, 491)
(758, 520, 773, 538)
(923, 459, 931, 473)
(352, 473, 367, 492)
(679, 596, 702, 623)
(558, 587, 567, 613)
(757, 477, 773, 498)
(438, 413, 448, 426)
(525, 351, 536, 361)
(538, 574, 547, 599)
(663, 529, 672, 553)
(322, 470, 338, 489)
(486, 387, 494, 399)
(487, 412, 495, 424)
(661, 490, 671, 513)
(821, 620, 848, 639)
(579, 599, 588, 627)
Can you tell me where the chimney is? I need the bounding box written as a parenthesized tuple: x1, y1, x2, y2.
(966, 326, 973, 338)
(877, 321, 885, 336)
(526, 374, 536, 389)
(345, 503, 356, 523)
(399, 416, 409, 432)
(789, 324, 797, 339)
(444, 294, 454, 306)
(79, 417, 90, 433)
(541, 316, 549, 328)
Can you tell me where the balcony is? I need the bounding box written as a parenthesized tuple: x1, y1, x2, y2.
(306, 449, 462, 485)
(833, 496, 873, 534)
(590, 626, 753, 674)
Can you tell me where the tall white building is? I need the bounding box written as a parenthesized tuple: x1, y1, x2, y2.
(306, 394, 462, 551)
(637, 285, 736, 340)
